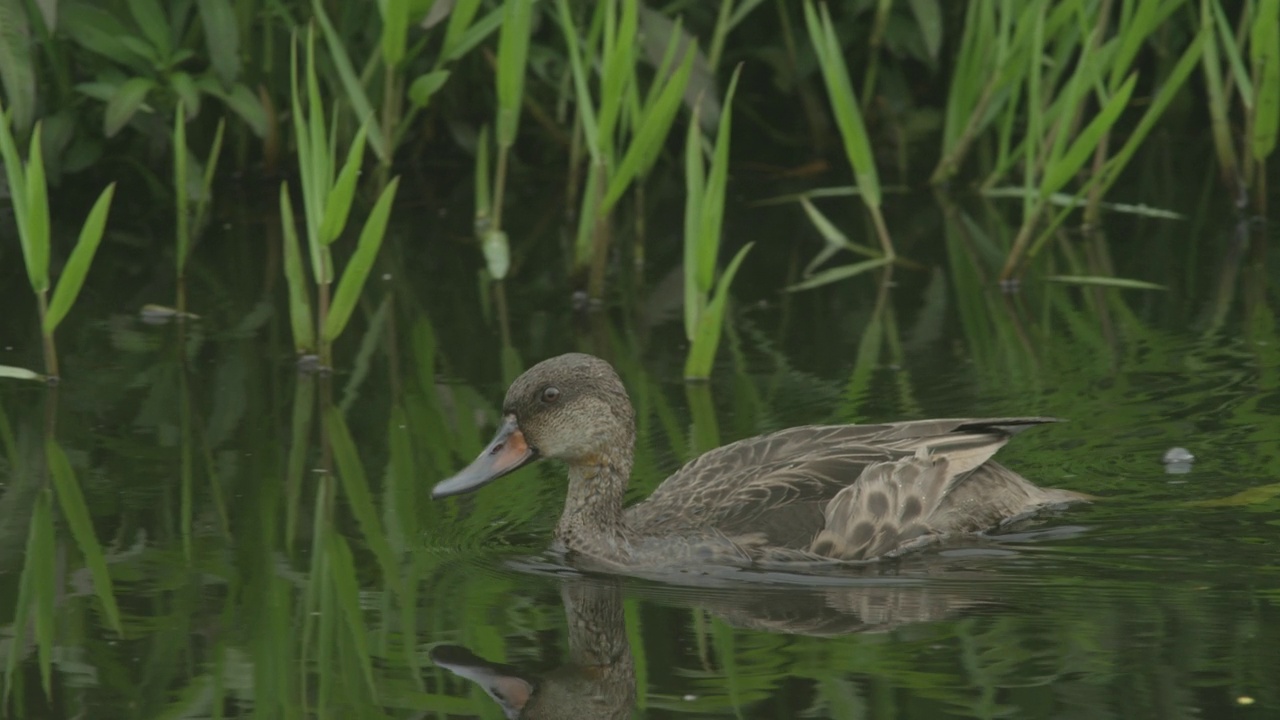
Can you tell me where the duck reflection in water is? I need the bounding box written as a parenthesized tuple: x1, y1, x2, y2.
(429, 565, 1012, 718)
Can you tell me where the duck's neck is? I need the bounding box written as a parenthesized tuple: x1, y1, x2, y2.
(557, 453, 634, 562)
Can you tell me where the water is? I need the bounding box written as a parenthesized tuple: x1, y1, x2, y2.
(0, 175, 1277, 718)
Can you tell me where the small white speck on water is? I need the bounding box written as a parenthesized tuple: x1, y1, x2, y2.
(382, 273, 392, 281)
(682, 695, 698, 702)
(1236, 696, 1255, 706)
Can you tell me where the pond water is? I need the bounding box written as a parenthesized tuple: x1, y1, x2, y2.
(1, 165, 1278, 719)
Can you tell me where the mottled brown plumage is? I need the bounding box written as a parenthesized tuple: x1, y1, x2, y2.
(433, 353, 1088, 569)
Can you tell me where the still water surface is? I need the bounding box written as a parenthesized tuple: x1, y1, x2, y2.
(0, 181, 1277, 718)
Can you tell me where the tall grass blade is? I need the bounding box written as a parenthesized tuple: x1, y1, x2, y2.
(324, 406, 405, 599)
(803, 3, 882, 210)
(787, 256, 894, 291)
(1040, 74, 1137, 198)
(1045, 275, 1167, 290)
(322, 177, 399, 343)
(280, 183, 316, 353)
(311, 0, 387, 163)
(43, 183, 116, 334)
(440, 0, 486, 62)
(4, 488, 55, 703)
(685, 243, 752, 380)
(323, 531, 378, 699)
(695, 67, 742, 294)
(380, 0, 410, 67)
(174, 103, 191, 272)
(602, 44, 695, 211)
(284, 375, 315, 553)
(46, 439, 123, 633)
(682, 105, 705, 341)
(23, 122, 50, 292)
(0, 100, 34, 278)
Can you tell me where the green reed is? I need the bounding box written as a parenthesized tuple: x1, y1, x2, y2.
(0, 102, 115, 383)
(802, 1, 895, 266)
(279, 29, 401, 369)
(683, 68, 752, 381)
(556, 0, 696, 299)
(173, 102, 225, 315)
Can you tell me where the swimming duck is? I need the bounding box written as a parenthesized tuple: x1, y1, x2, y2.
(432, 353, 1087, 569)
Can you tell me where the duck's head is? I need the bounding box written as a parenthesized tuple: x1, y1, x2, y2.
(431, 353, 634, 499)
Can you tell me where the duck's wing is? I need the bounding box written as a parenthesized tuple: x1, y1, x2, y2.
(627, 418, 1060, 550)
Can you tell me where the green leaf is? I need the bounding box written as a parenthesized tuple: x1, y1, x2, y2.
(44, 184, 116, 334)
(127, 0, 173, 59)
(24, 122, 50, 292)
(312, 0, 387, 162)
(323, 531, 378, 699)
(787, 256, 893, 292)
(3, 488, 55, 703)
(495, 0, 534, 147)
(104, 77, 156, 137)
(1044, 275, 1167, 290)
(320, 123, 369, 245)
(1251, 0, 1280, 161)
(408, 70, 451, 108)
(323, 177, 399, 342)
(804, 2, 881, 208)
(440, 0, 489, 62)
(684, 243, 752, 380)
(1040, 73, 1136, 199)
(47, 440, 124, 634)
(324, 406, 405, 601)
(0, 0, 36, 135)
(696, 67, 742, 296)
(60, 3, 148, 70)
(279, 183, 315, 353)
(906, 0, 943, 61)
(198, 0, 241, 86)
(0, 365, 42, 381)
(602, 45, 695, 212)
(380, 0, 410, 67)
(170, 71, 201, 117)
(682, 104, 705, 341)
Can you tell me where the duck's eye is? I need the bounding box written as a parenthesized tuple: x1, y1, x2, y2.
(541, 386, 561, 403)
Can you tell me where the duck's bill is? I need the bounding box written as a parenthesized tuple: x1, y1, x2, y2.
(431, 416, 537, 499)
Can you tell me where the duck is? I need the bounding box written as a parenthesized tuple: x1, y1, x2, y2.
(431, 353, 1088, 569)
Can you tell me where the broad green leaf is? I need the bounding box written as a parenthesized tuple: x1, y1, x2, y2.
(906, 0, 943, 61)
(1251, 0, 1280, 161)
(685, 243, 752, 380)
(104, 77, 156, 137)
(44, 184, 116, 334)
(381, 0, 410, 67)
(47, 440, 123, 634)
(216, 82, 269, 138)
(127, 0, 173, 59)
(787, 256, 893, 292)
(320, 123, 369, 245)
(324, 406, 405, 600)
(0, 365, 41, 381)
(170, 71, 201, 117)
(1044, 275, 1167, 290)
(198, 0, 241, 86)
(495, 0, 534, 147)
(323, 177, 399, 342)
(279, 183, 315, 353)
(24, 122, 50, 292)
(0, 0, 36, 134)
(408, 70, 451, 108)
(60, 4, 147, 70)
(323, 531, 378, 699)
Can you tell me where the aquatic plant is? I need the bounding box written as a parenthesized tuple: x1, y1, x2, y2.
(278, 29, 400, 369)
(0, 101, 115, 383)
